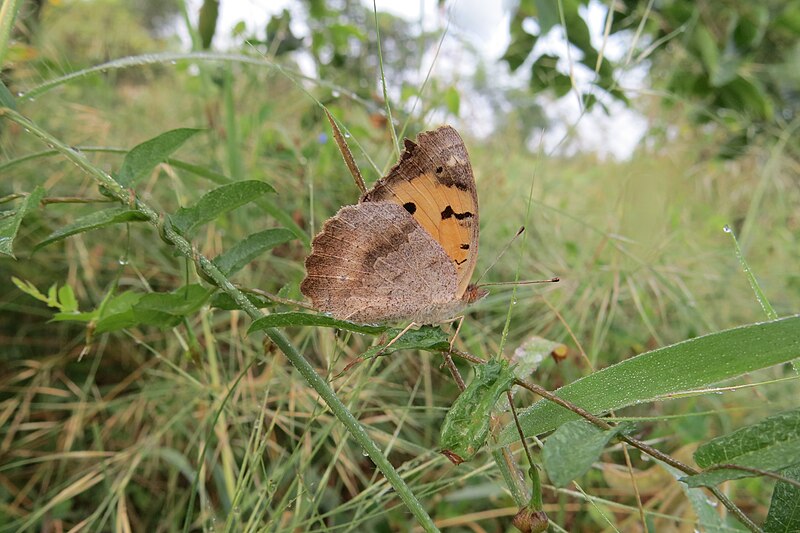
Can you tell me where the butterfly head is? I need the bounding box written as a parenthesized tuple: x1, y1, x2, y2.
(463, 284, 489, 304)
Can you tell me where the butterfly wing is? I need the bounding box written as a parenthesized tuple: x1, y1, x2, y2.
(300, 202, 462, 323)
(361, 126, 479, 298)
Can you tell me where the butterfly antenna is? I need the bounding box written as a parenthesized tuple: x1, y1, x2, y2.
(474, 226, 559, 288)
(325, 108, 367, 195)
(478, 277, 560, 287)
(474, 226, 526, 285)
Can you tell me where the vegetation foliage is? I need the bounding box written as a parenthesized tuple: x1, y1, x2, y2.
(1, 0, 799, 531)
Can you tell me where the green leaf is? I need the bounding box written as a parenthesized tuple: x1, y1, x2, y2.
(534, 0, 560, 33)
(682, 409, 800, 487)
(440, 359, 516, 464)
(134, 284, 211, 316)
(210, 291, 273, 311)
(13, 276, 80, 313)
(732, 7, 768, 54)
(53, 291, 142, 324)
(248, 312, 388, 336)
(542, 420, 629, 487)
(690, 23, 720, 78)
(498, 316, 800, 445)
(34, 207, 148, 251)
(503, 14, 536, 71)
(443, 86, 460, 116)
(198, 0, 219, 49)
(0, 186, 44, 257)
(116, 128, 202, 187)
(57, 285, 78, 313)
(777, 3, 800, 34)
(764, 465, 800, 533)
(96, 285, 211, 334)
(0, 79, 16, 110)
(719, 76, 773, 120)
(166, 159, 310, 248)
(169, 180, 275, 236)
(360, 326, 450, 359)
(662, 464, 730, 533)
(12, 276, 53, 306)
(213, 228, 294, 276)
(530, 54, 571, 95)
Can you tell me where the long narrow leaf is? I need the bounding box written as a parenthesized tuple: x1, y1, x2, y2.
(499, 315, 800, 445)
(34, 207, 148, 251)
(249, 312, 387, 335)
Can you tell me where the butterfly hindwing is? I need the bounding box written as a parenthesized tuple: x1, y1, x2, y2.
(300, 202, 461, 323)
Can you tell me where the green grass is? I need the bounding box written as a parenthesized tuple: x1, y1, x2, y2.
(1, 2, 799, 532)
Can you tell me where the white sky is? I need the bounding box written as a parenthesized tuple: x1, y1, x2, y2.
(182, 0, 648, 160)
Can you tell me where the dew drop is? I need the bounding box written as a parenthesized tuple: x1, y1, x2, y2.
(331, 90, 340, 97)
(722, 224, 731, 233)
(344, 132, 351, 139)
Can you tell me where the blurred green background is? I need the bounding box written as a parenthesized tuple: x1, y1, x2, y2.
(1, 0, 798, 531)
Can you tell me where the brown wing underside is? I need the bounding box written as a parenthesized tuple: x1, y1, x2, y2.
(361, 126, 479, 297)
(300, 202, 460, 323)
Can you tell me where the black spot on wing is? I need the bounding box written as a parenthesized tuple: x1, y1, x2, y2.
(441, 205, 474, 221)
(403, 202, 417, 214)
(460, 243, 470, 250)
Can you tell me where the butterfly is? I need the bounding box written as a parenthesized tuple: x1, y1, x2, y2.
(300, 126, 487, 324)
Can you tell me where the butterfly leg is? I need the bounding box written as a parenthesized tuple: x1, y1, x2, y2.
(449, 315, 465, 352)
(441, 315, 466, 391)
(335, 324, 416, 378)
(373, 321, 418, 357)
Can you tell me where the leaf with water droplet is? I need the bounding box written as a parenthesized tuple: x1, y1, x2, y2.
(498, 315, 800, 445)
(248, 312, 388, 336)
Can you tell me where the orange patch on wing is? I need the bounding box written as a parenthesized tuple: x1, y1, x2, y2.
(376, 173, 478, 294)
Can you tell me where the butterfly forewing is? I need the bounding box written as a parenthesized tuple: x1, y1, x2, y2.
(362, 126, 479, 297)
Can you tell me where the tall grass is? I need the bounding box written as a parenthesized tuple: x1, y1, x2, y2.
(1, 2, 798, 531)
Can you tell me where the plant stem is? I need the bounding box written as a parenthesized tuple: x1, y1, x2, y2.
(0, 0, 22, 66)
(1, 107, 440, 533)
